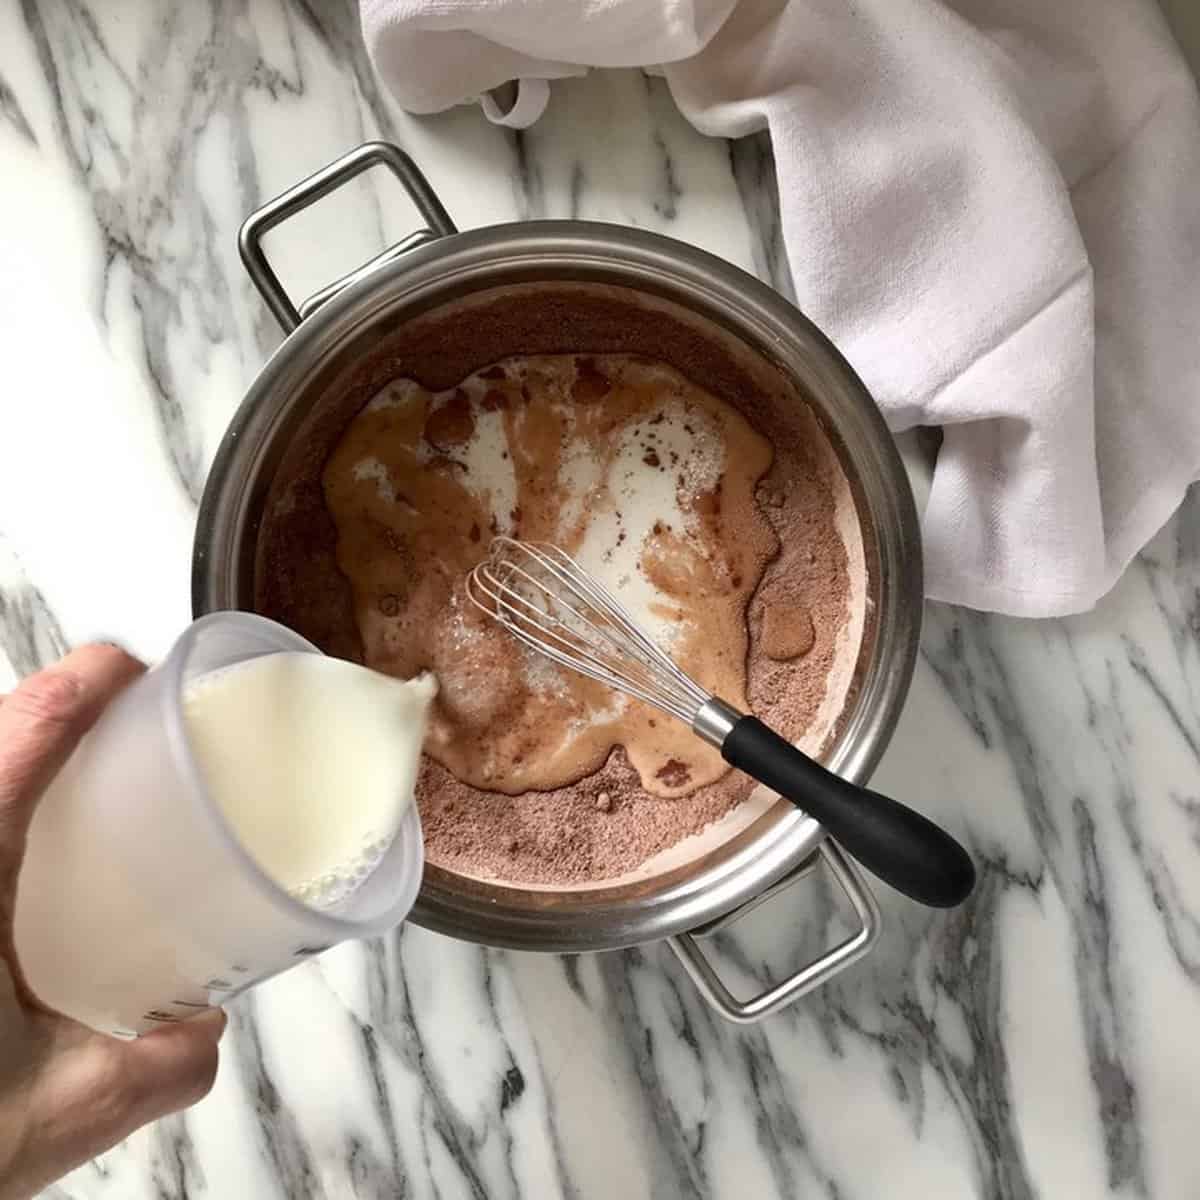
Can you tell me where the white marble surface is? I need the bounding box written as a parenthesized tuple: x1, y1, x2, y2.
(3, 3, 1200, 1197)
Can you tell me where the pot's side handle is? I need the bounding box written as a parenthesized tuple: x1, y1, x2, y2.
(238, 141, 457, 334)
(668, 841, 881, 1024)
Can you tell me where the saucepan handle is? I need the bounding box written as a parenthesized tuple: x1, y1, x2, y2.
(238, 140, 457, 333)
(667, 840, 880, 1024)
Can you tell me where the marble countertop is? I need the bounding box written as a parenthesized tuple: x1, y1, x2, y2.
(3, 3, 1200, 1198)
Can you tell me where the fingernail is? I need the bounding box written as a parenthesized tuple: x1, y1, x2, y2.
(194, 1007, 229, 1037)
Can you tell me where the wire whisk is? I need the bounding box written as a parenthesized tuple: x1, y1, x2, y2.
(467, 537, 974, 909)
(466, 537, 712, 724)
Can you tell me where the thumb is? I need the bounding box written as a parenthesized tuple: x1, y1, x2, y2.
(23, 1011, 225, 1188)
(115, 1009, 228, 1122)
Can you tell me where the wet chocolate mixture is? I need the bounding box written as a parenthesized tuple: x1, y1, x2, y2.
(324, 354, 778, 799)
(254, 286, 867, 885)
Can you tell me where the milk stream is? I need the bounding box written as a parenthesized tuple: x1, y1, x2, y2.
(13, 652, 434, 1037)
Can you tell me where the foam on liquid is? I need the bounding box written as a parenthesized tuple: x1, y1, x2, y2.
(183, 654, 435, 908)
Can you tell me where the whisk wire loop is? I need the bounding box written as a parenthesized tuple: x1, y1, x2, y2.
(466, 537, 710, 726)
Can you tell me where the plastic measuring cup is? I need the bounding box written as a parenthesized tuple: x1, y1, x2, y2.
(13, 612, 424, 1038)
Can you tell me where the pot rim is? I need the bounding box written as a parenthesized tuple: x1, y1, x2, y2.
(193, 219, 922, 953)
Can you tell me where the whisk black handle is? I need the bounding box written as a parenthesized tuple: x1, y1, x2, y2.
(721, 716, 975, 908)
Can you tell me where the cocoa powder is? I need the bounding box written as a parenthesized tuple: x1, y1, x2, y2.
(254, 283, 868, 886)
(413, 417, 854, 885)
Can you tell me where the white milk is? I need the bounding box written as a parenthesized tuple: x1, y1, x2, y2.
(183, 654, 434, 907)
(14, 645, 434, 1036)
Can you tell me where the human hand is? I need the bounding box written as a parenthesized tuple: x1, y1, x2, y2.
(0, 646, 225, 1200)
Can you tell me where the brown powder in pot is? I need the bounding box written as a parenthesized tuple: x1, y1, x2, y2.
(253, 283, 867, 886)
(412, 445, 851, 884)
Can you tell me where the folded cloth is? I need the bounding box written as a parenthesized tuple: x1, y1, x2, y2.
(362, 0, 1200, 617)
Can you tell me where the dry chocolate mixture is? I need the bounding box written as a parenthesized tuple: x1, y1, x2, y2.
(254, 286, 863, 886)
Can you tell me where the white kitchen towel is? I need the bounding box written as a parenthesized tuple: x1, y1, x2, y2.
(361, 0, 1200, 617)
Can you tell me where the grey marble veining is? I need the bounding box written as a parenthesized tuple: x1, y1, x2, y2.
(2, 2, 1200, 1197)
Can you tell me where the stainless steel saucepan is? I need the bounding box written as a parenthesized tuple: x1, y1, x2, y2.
(192, 141, 923, 1023)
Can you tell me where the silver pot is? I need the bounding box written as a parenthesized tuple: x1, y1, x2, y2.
(193, 142, 923, 1022)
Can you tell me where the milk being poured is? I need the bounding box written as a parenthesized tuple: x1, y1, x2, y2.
(183, 653, 435, 907)
(14, 635, 434, 1037)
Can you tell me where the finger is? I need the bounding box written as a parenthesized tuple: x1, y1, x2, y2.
(17, 1012, 225, 1195)
(0, 646, 144, 896)
(118, 1009, 227, 1118)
